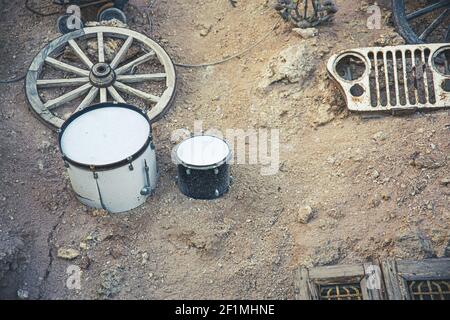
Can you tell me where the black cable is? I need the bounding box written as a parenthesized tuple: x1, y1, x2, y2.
(0, 74, 26, 84)
(25, 0, 62, 16)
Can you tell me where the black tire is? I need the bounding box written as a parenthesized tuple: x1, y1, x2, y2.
(392, 0, 450, 44)
(392, 0, 424, 44)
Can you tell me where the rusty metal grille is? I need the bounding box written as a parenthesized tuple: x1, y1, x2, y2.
(327, 44, 450, 113)
(319, 283, 363, 300)
(408, 280, 450, 300)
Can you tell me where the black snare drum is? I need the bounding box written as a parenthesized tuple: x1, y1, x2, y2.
(175, 135, 232, 200)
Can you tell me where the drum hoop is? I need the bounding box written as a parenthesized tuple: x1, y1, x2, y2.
(175, 135, 232, 170)
(58, 102, 152, 171)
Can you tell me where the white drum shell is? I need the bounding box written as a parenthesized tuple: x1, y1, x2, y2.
(66, 146, 158, 213)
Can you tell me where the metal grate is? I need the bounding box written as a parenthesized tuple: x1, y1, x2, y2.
(319, 283, 363, 300)
(408, 280, 450, 300)
(327, 44, 450, 113)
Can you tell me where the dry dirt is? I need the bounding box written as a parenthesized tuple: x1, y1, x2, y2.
(0, 0, 449, 299)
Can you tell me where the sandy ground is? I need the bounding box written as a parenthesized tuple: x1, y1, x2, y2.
(0, 0, 449, 299)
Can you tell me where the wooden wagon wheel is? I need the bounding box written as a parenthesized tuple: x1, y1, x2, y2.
(26, 26, 176, 129)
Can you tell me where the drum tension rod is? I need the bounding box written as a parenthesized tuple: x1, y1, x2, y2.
(140, 160, 151, 196)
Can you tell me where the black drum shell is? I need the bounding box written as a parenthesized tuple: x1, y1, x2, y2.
(177, 163, 230, 200)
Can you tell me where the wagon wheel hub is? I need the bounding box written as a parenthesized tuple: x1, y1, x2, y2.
(89, 63, 116, 88)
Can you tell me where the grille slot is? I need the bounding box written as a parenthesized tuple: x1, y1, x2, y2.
(319, 283, 363, 300)
(327, 44, 450, 113)
(367, 48, 435, 108)
(408, 280, 450, 300)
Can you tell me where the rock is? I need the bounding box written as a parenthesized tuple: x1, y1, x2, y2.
(0, 232, 24, 282)
(97, 267, 123, 298)
(292, 27, 318, 39)
(17, 289, 29, 299)
(311, 239, 346, 266)
(440, 177, 450, 186)
(372, 131, 388, 142)
(57, 248, 80, 260)
(444, 240, 450, 258)
(141, 252, 148, 265)
(259, 43, 318, 89)
(410, 153, 444, 169)
(198, 23, 212, 37)
(311, 104, 335, 127)
(297, 206, 315, 224)
(392, 232, 436, 259)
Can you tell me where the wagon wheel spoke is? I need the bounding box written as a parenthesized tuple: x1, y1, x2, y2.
(75, 86, 99, 112)
(100, 88, 107, 103)
(44, 83, 92, 110)
(110, 36, 134, 69)
(45, 57, 89, 77)
(107, 86, 125, 103)
(406, 1, 450, 21)
(115, 51, 155, 75)
(116, 73, 166, 83)
(36, 77, 89, 88)
(68, 39, 94, 68)
(97, 32, 105, 63)
(419, 9, 449, 40)
(114, 81, 160, 103)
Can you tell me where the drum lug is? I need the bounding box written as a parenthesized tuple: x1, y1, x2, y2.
(127, 157, 134, 171)
(150, 142, 155, 150)
(214, 189, 219, 197)
(64, 160, 70, 168)
(140, 186, 151, 196)
(214, 168, 219, 175)
(93, 172, 98, 179)
(186, 168, 191, 175)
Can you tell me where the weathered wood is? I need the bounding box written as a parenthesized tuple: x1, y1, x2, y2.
(44, 83, 92, 110)
(36, 77, 89, 88)
(107, 86, 125, 103)
(114, 81, 160, 103)
(75, 86, 99, 112)
(381, 259, 405, 300)
(294, 267, 311, 300)
(68, 39, 93, 68)
(114, 51, 155, 75)
(27, 26, 177, 129)
(397, 258, 450, 278)
(97, 32, 105, 63)
(110, 36, 133, 69)
(99, 88, 107, 103)
(361, 262, 385, 300)
(116, 73, 166, 83)
(45, 57, 89, 77)
(308, 264, 364, 282)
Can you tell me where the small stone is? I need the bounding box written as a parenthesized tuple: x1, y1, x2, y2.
(440, 177, 450, 186)
(57, 248, 80, 260)
(292, 27, 318, 39)
(141, 252, 148, 265)
(79, 242, 89, 250)
(297, 206, 314, 224)
(17, 289, 29, 299)
(372, 131, 388, 141)
(370, 169, 380, 179)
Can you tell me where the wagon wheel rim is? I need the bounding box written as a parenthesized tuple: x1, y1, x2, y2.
(392, 0, 450, 44)
(26, 26, 176, 129)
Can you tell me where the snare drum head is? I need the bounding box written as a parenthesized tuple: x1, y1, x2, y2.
(60, 104, 150, 167)
(176, 135, 231, 167)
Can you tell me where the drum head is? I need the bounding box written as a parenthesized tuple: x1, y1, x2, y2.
(176, 135, 231, 168)
(60, 104, 151, 167)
